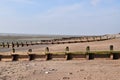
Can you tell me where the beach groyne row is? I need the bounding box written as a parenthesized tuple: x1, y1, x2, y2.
(0, 35, 114, 48)
(0, 45, 120, 61)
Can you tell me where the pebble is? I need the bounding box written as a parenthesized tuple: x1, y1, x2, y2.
(63, 77, 70, 79)
(49, 69, 57, 71)
(45, 71, 49, 74)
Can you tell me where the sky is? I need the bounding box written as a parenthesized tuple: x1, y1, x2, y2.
(0, 0, 120, 35)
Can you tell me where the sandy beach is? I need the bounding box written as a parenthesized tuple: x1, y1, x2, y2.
(0, 60, 120, 80)
(0, 38, 120, 80)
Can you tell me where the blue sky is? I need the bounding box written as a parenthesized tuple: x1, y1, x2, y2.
(0, 0, 120, 35)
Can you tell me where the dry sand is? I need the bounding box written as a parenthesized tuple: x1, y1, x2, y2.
(0, 60, 120, 80)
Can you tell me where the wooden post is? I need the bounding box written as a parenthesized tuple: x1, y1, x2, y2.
(21, 42, 24, 47)
(7, 42, 10, 48)
(86, 46, 90, 59)
(2, 42, 5, 48)
(45, 47, 49, 54)
(110, 45, 113, 51)
(65, 46, 69, 53)
(65, 46, 72, 60)
(16, 42, 19, 47)
(86, 46, 94, 60)
(12, 54, 19, 61)
(45, 47, 52, 60)
(12, 48, 15, 53)
(110, 45, 113, 59)
(12, 42, 14, 48)
(28, 49, 36, 61)
(26, 42, 29, 46)
(28, 49, 32, 53)
(86, 46, 90, 53)
(29, 54, 36, 61)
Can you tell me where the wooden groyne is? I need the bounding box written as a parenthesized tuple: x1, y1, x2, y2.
(0, 35, 115, 48)
(0, 45, 120, 61)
